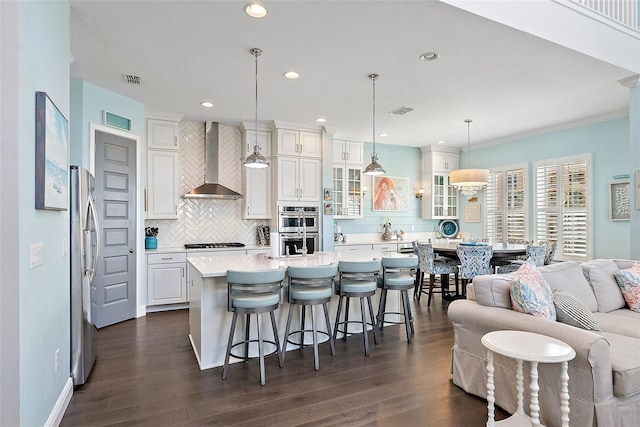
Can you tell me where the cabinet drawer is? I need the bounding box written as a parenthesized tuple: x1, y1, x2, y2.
(147, 252, 186, 264)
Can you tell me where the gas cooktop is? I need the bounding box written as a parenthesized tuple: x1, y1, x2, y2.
(184, 242, 246, 249)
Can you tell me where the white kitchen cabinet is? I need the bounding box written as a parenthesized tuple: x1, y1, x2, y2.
(421, 146, 459, 220)
(242, 166, 271, 219)
(274, 128, 321, 158)
(336, 244, 374, 253)
(372, 243, 399, 252)
(147, 150, 179, 219)
(276, 156, 321, 202)
(240, 125, 271, 159)
(147, 119, 179, 150)
(333, 139, 364, 165)
(246, 248, 271, 255)
(147, 252, 187, 306)
(333, 139, 364, 219)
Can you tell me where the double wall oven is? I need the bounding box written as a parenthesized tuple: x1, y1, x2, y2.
(278, 206, 319, 256)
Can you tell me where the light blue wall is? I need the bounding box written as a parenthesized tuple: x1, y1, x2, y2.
(18, 1, 71, 425)
(333, 141, 442, 236)
(70, 79, 145, 168)
(459, 117, 630, 259)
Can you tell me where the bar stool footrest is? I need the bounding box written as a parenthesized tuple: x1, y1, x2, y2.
(286, 329, 332, 348)
(228, 339, 279, 362)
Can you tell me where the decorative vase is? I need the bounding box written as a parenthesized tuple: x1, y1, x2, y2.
(382, 225, 391, 241)
(145, 236, 158, 249)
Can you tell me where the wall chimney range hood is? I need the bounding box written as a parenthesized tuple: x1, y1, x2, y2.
(183, 122, 243, 200)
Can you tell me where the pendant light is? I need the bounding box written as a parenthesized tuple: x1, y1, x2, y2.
(363, 74, 385, 176)
(244, 48, 269, 169)
(450, 119, 489, 199)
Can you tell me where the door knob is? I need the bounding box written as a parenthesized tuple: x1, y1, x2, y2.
(129, 248, 135, 253)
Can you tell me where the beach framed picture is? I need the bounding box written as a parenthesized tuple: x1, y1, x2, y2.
(372, 176, 409, 211)
(35, 91, 68, 210)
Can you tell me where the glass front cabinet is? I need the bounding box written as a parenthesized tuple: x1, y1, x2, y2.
(333, 139, 364, 219)
(421, 146, 460, 220)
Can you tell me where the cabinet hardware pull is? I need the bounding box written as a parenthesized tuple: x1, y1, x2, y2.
(161, 257, 172, 260)
(181, 267, 184, 278)
(144, 188, 147, 212)
(175, 205, 177, 215)
(174, 136, 178, 146)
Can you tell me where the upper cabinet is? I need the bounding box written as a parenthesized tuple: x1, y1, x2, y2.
(275, 156, 321, 202)
(333, 139, 364, 165)
(274, 128, 321, 158)
(333, 139, 364, 219)
(421, 146, 460, 220)
(146, 114, 182, 219)
(429, 150, 458, 172)
(147, 119, 180, 150)
(239, 122, 271, 159)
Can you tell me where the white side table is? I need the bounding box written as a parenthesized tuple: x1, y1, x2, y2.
(481, 330, 576, 427)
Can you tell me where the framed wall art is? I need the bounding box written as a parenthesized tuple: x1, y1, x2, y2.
(372, 176, 409, 211)
(609, 181, 630, 221)
(35, 91, 68, 210)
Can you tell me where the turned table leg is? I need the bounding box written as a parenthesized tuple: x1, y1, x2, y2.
(560, 360, 571, 427)
(529, 361, 541, 426)
(486, 350, 495, 427)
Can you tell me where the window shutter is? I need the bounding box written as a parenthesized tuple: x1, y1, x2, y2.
(562, 160, 588, 258)
(486, 171, 503, 242)
(506, 169, 525, 242)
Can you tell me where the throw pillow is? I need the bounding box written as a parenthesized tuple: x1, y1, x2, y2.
(510, 260, 556, 320)
(613, 264, 640, 312)
(552, 289, 600, 330)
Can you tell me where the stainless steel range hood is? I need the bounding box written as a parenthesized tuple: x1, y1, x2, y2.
(183, 122, 243, 200)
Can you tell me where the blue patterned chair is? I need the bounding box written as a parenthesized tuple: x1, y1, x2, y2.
(496, 244, 546, 274)
(456, 245, 493, 297)
(412, 241, 458, 305)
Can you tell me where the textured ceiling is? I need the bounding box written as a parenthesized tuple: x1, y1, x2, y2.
(70, 1, 633, 148)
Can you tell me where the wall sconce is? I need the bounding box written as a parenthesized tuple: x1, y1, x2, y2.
(415, 188, 425, 200)
(362, 184, 368, 196)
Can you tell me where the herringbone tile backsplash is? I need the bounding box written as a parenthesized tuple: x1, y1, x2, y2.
(146, 121, 265, 248)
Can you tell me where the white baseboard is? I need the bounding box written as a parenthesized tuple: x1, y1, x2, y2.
(136, 304, 146, 318)
(45, 377, 73, 427)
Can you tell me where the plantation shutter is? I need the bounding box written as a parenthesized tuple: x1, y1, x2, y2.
(506, 168, 525, 242)
(485, 171, 503, 242)
(535, 155, 591, 260)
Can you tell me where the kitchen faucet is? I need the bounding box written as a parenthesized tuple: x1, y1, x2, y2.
(295, 208, 308, 257)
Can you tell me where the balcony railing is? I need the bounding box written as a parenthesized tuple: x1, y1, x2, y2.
(569, 0, 639, 31)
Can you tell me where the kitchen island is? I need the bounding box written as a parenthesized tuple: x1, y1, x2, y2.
(187, 250, 405, 370)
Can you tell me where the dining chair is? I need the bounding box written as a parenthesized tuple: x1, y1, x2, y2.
(456, 245, 493, 297)
(496, 244, 546, 274)
(412, 241, 458, 305)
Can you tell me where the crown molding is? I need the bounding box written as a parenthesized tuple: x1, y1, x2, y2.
(618, 74, 640, 89)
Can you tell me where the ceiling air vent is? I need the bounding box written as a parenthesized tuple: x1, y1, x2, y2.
(121, 73, 142, 85)
(389, 106, 414, 115)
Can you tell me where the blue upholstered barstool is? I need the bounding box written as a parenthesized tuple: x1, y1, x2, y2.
(376, 256, 418, 343)
(333, 259, 381, 356)
(282, 264, 338, 371)
(222, 269, 286, 386)
(413, 241, 458, 305)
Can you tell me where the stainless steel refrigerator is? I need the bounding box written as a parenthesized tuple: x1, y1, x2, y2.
(70, 165, 100, 386)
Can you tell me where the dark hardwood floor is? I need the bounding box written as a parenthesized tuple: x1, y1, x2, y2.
(61, 293, 507, 426)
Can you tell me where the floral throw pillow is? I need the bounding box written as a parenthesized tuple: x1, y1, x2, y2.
(613, 263, 640, 312)
(510, 259, 556, 320)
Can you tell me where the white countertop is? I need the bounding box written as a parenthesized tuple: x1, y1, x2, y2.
(146, 244, 270, 255)
(187, 250, 410, 277)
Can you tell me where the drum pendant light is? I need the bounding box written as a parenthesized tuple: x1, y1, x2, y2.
(363, 74, 385, 176)
(244, 48, 269, 169)
(450, 119, 489, 199)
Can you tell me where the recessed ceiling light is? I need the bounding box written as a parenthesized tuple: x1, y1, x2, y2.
(419, 52, 439, 62)
(245, 2, 267, 18)
(200, 101, 214, 108)
(437, 140, 445, 144)
(378, 133, 388, 137)
(283, 71, 299, 79)
(315, 117, 326, 123)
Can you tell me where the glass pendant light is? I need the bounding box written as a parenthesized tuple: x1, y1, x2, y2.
(450, 119, 489, 199)
(363, 74, 385, 176)
(244, 48, 269, 169)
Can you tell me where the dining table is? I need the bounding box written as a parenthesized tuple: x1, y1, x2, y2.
(431, 241, 528, 266)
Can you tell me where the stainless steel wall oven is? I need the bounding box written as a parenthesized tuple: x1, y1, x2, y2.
(278, 206, 319, 256)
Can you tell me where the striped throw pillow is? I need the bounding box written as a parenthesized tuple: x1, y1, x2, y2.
(552, 289, 600, 331)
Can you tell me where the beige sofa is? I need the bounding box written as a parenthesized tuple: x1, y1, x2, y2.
(447, 259, 640, 427)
